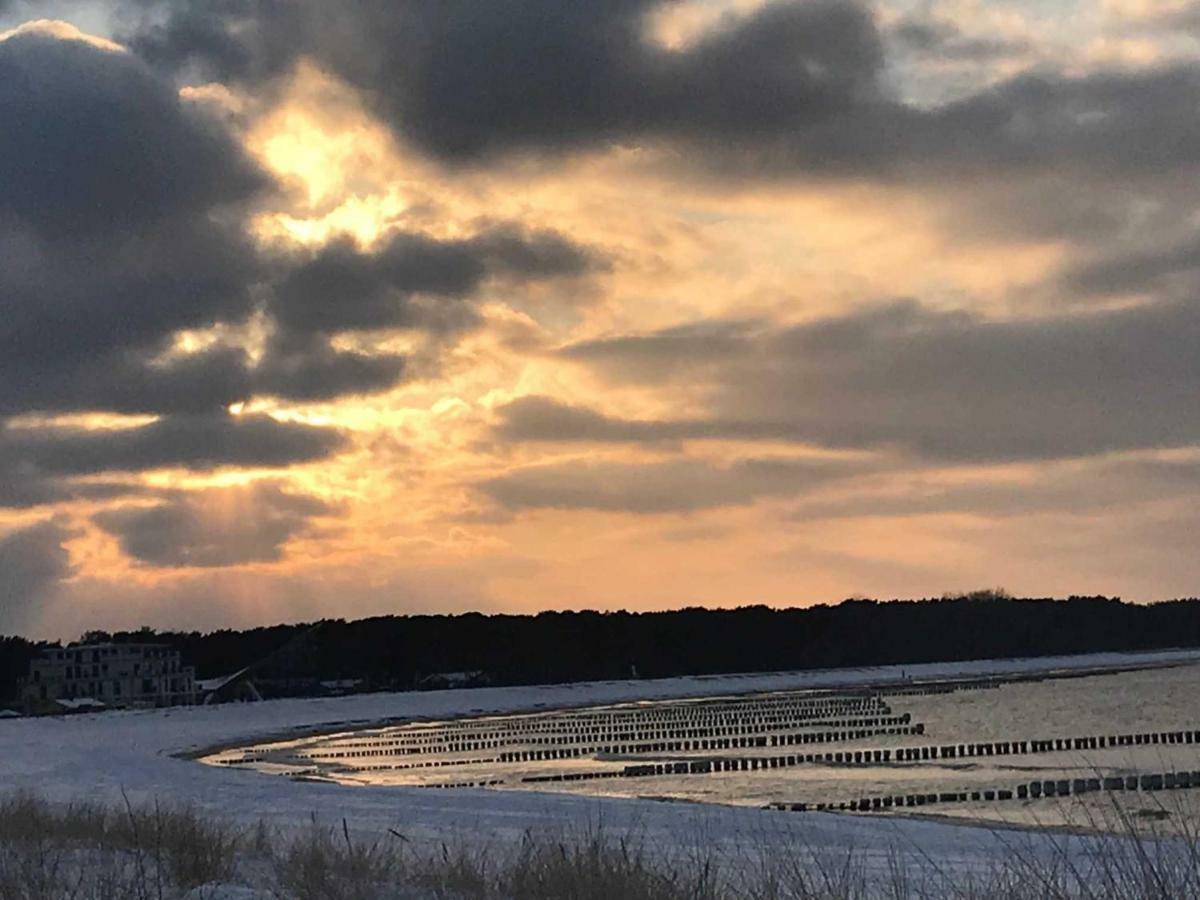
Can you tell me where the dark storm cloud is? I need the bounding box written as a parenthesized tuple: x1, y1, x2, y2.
(0, 345, 258, 417)
(127, 0, 884, 160)
(251, 338, 408, 403)
(256, 223, 599, 398)
(473, 226, 602, 278)
(480, 456, 865, 513)
(94, 482, 336, 567)
(891, 67, 1200, 178)
(1, 413, 344, 477)
(0, 27, 265, 236)
(272, 226, 597, 338)
(125, 0, 1200, 183)
(0, 26, 270, 419)
(0, 475, 146, 511)
(127, 0, 304, 84)
(697, 64, 1200, 184)
(0, 219, 261, 377)
(0, 25, 601, 430)
(552, 298, 1200, 462)
(0, 414, 345, 510)
(0, 519, 72, 634)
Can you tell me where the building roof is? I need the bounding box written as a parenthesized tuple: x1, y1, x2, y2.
(197, 667, 253, 693)
(61, 642, 174, 650)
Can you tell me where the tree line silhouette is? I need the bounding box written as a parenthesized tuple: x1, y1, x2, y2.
(5, 591, 1200, 705)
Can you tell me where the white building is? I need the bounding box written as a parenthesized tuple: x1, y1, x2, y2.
(22, 642, 197, 714)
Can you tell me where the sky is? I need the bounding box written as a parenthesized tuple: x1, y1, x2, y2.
(3, 0, 1200, 639)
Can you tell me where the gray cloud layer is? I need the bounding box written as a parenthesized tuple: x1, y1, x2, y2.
(495, 395, 807, 444)
(124, 0, 1200, 186)
(0, 520, 73, 633)
(531, 297, 1200, 463)
(480, 456, 866, 513)
(889, 15, 1030, 64)
(777, 457, 1200, 524)
(94, 483, 335, 567)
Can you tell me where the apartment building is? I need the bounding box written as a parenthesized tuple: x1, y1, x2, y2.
(22, 642, 197, 714)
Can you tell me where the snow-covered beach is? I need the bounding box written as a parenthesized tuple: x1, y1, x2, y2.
(6, 647, 1200, 885)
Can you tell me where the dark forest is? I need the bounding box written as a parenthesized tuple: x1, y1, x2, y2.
(6, 592, 1200, 704)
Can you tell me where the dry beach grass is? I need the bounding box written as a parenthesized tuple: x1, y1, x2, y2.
(8, 792, 1200, 898)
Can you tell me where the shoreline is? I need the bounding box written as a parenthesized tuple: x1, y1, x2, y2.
(184, 647, 1200, 762)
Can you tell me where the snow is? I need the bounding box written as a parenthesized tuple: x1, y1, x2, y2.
(55, 697, 107, 711)
(182, 885, 274, 900)
(3, 648, 1199, 878)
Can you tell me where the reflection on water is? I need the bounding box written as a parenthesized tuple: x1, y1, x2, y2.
(202, 661, 1200, 831)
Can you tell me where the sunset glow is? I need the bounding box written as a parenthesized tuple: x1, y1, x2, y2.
(3, 1, 1200, 638)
